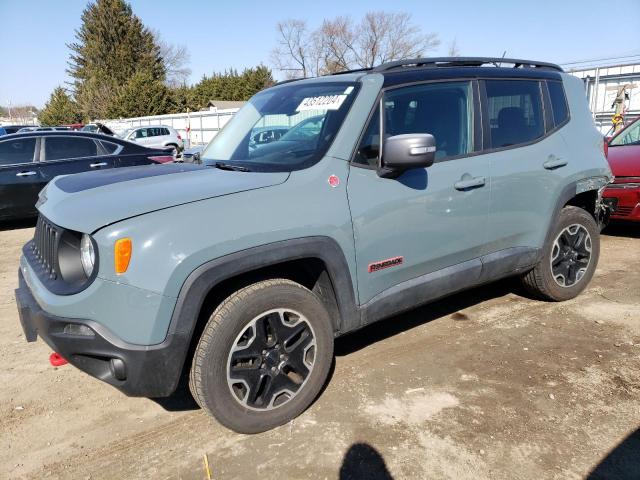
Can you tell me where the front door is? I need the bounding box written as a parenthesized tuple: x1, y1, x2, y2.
(347, 80, 491, 304)
(0, 136, 43, 220)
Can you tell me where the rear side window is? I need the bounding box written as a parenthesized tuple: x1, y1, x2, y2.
(162, 128, 170, 136)
(0, 138, 36, 165)
(99, 140, 121, 154)
(44, 136, 98, 161)
(485, 80, 544, 148)
(547, 81, 569, 127)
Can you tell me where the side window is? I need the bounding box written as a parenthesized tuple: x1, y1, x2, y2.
(354, 106, 380, 167)
(162, 128, 170, 136)
(0, 138, 37, 166)
(99, 140, 121, 154)
(135, 129, 147, 138)
(547, 81, 569, 127)
(485, 80, 544, 148)
(44, 137, 98, 161)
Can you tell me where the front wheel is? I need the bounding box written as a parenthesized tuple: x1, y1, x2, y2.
(521, 206, 600, 301)
(189, 279, 334, 433)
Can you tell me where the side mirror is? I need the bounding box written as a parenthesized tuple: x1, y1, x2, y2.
(379, 134, 436, 178)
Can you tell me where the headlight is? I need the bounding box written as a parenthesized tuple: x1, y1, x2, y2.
(80, 234, 95, 277)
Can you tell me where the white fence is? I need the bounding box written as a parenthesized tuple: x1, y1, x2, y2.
(100, 109, 240, 147)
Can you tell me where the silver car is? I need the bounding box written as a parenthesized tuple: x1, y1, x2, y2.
(120, 125, 184, 156)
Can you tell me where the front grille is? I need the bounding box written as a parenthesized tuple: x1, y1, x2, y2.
(615, 206, 634, 217)
(31, 215, 61, 280)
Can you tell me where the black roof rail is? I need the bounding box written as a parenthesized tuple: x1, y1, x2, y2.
(372, 57, 563, 73)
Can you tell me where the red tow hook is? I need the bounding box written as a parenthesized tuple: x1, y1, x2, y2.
(49, 352, 68, 367)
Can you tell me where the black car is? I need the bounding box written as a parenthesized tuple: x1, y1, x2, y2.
(3, 125, 34, 135)
(0, 131, 174, 220)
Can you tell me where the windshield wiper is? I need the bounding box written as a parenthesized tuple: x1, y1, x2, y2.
(213, 162, 251, 172)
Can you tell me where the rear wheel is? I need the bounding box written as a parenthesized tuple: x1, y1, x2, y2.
(521, 206, 600, 301)
(189, 279, 334, 433)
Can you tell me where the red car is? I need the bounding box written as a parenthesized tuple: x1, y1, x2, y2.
(603, 117, 640, 221)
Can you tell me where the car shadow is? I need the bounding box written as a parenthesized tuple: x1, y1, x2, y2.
(602, 221, 640, 239)
(339, 443, 394, 480)
(335, 277, 519, 357)
(587, 428, 640, 479)
(0, 218, 37, 231)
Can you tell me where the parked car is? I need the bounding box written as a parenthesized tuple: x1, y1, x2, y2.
(603, 116, 640, 221)
(15, 57, 611, 434)
(0, 131, 174, 220)
(2, 125, 34, 135)
(119, 125, 184, 156)
(181, 145, 204, 163)
(81, 122, 115, 136)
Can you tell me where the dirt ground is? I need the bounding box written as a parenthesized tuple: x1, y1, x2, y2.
(1, 221, 639, 480)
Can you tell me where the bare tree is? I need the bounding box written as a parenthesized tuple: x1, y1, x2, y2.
(271, 12, 440, 78)
(448, 38, 460, 57)
(270, 19, 316, 79)
(153, 30, 192, 87)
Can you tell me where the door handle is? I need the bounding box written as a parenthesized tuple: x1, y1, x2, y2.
(543, 157, 568, 170)
(454, 176, 486, 191)
(90, 162, 108, 168)
(16, 171, 37, 177)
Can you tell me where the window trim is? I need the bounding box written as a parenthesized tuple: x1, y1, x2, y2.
(479, 78, 550, 154)
(39, 135, 106, 163)
(0, 136, 39, 167)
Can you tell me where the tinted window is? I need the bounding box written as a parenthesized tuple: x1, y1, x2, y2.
(486, 80, 544, 148)
(354, 81, 474, 166)
(99, 140, 121, 154)
(0, 138, 36, 165)
(161, 128, 170, 136)
(547, 81, 569, 127)
(354, 106, 381, 167)
(44, 136, 98, 161)
(135, 129, 148, 138)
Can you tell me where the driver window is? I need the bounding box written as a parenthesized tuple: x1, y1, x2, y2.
(354, 82, 473, 166)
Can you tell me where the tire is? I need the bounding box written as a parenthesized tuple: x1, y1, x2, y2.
(521, 206, 600, 301)
(167, 144, 178, 158)
(189, 279, 334, 433)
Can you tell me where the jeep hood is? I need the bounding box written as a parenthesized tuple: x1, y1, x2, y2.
(37, 164, 289, 233)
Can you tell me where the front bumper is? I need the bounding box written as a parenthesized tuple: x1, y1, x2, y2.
(15, 270, 188, 397)
(603, 184, 640, 221)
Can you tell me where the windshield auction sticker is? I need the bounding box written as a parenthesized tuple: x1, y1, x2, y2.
(296, 94, 347, 112)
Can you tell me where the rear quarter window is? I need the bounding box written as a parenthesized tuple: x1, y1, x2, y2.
(547, 81, 569, 127)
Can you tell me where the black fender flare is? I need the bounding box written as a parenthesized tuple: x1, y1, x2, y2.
(167, 236, 360, 340)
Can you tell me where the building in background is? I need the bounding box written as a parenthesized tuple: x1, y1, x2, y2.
(566, 56, 640, 134)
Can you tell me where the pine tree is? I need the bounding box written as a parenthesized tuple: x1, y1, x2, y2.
(38, 87, 83, 126)
(68, 0, 165, 119)
(108, 71, 173, 118)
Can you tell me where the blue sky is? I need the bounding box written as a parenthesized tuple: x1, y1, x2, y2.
(1, 0, 639, 107)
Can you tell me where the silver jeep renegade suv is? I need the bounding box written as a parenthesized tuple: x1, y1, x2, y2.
(16, 58, 612, 433)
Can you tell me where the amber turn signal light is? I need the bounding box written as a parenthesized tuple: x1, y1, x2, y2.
(114, 238, 132, 274)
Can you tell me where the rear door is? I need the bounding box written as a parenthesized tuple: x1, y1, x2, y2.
(483, 78, 570, 252)
(38, 135, 116, 185)
(0, 136, 43, 219)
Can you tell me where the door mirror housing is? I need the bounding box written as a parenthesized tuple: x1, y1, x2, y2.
(379, 134, 436, 178)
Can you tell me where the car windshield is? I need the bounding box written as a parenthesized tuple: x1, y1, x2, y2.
(610, 118, 640, 146)
(200, 81, 359, 172)
(120, 128, 135, 139)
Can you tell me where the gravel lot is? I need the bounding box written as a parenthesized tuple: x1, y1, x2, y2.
(1, 222, 639, 480)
